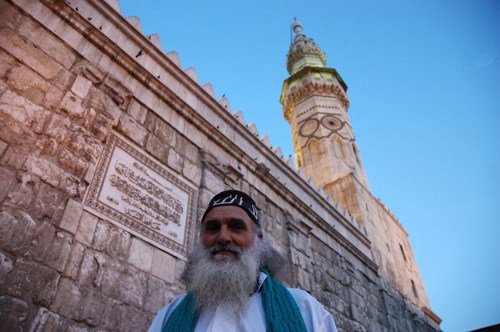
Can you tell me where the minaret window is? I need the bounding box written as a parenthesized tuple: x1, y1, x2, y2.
(399, 244, 407, 262)
(411, 279, 419, 299)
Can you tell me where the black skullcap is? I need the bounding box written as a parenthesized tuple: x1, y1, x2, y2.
(201, 190, 259, 226)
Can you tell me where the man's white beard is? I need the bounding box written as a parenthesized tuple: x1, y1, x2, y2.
(184, 238, 264, 317)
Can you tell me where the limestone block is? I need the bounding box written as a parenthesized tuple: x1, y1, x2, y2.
(92, 221, 131, 260)
(17, 15, 77, 70)
(145, 134, 168, 163)
(77, 249, 102, 286)
(128, 99, 148, 124)
(63, 241, 85, 280)
(0, 89, 48, 134)
(96, 258, 147, 307)
(30, 221, 72, 272)
(0, 27, 62, 80)
(70, 75, 93, 99)
(57, 149, 88, 178)
(60, 199, 83, 235)
(167, 149, 183, 174)
(91, 113, 114, 142)
(182, 159, 202, 186)
(50, 277, 106, 327)
(117, 114, 148, 146)
(145, 276, 174, 313)
(0, 295, 29, 331)
(4, 258, 59, 307)
(0, 48, 16, 78)
(149, 115, 176, 144)
(66, 126, 103, 164)
(128, 237, 154, 273)
(175, 134, 199, 162)
(59, 91, 85, 118)
(23, 155, 61, 187)
(86, 88, 121, 127)
(6, 65, 48, 105)
(75, 211, 98, 246)
(31, 182, 66, 223)
(0, 209, 37, 256)
(151, 249, 176, 283)
(297, 268, 311, 292)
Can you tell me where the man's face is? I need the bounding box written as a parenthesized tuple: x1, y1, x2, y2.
(201, 205, 260, 261)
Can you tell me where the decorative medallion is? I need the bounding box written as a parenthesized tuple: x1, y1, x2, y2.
(297, 113, 354, 148)
(299, 119, 319, 137)
(85, 133, 197, 258)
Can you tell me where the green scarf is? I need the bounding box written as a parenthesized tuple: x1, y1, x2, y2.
(162, 270, 307, 332)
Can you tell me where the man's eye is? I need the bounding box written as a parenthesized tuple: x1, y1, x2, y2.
(205, 223, 219, 232)
(231, 223, 245, 231)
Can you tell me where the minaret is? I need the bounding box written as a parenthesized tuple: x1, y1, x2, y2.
(280, 20, 370, 200)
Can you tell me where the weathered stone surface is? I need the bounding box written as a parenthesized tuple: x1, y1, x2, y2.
(63, 241, 85, 280)
(145, 133, 168, 162)
(4, 259, 60, 306)
(151, 249, 176, 283)
(182, 159, 202, 186)
(86, 88, 121, 126)
(0, 28, 63, 80)
(128, 237, 154, 273)
(6, 64, 49, 106)
(144, 275, 175, 313)
(117, 113, 148, 146)
(16, 15, 77, 70)
(57, 148, 88, 178)
(75, 212, 98, 246)
(70, 75, 93, 99)
(92, 221, 131, 260)
(50, 278, 106, 327)
(0, 89, 48, 133)
(0, 208, 38, 256)
(167, 149, 183, 173)
(30, 221, 72, 272)
(0, 295, 29, 331)
(0, 166, 16, 203)
(31, 183, 66, 223)
(59, 199, 83, 235)
(59, 90, 85, 118)
(128, 98, 148, 124)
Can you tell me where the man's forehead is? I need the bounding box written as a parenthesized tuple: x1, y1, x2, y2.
(203, 205, 252, 221)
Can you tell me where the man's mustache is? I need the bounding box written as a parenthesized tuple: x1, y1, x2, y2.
(209, 244, 242, 255)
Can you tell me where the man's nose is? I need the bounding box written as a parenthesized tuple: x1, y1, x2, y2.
(216, 226, 232, 244)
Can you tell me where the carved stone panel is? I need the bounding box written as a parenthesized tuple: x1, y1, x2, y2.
(85, 133, 197, 258)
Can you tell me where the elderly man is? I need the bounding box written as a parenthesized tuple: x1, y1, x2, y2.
(148, 190, 338, 331)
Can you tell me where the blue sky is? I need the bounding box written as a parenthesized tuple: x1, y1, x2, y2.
(119, 1, 499, 331)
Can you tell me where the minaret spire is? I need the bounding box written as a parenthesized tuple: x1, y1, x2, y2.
(281, 20, 369, 192)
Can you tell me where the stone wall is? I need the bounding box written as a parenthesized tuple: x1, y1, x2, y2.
(0, 0, 440, 331)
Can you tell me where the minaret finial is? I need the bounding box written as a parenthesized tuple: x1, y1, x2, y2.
(291, 18, 303, 37)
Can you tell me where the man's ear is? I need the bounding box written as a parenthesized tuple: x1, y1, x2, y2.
(257, 229, 263, 239)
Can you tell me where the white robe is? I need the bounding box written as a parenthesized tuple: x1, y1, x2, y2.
(148, 273, 338, 332)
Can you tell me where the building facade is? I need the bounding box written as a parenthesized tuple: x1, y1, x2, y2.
(0, 0, 441, 331)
